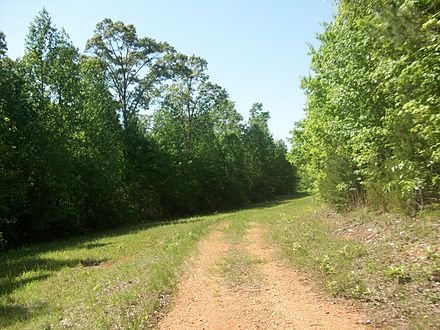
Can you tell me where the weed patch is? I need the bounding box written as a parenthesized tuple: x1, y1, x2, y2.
(269, 197, 440, 328)
(219, 249, 263, 292)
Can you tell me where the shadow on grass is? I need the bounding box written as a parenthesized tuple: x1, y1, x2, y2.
(210, 192, 311, 215)
(0, 300, 48, 328)
(0, 257, 108, 295)
(0, 194, 310, 297)
(0, 255, 108, 327)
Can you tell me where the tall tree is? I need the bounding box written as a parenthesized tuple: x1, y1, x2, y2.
(291, 0, 440, 211)
(0, 33, 30, 246)
(85, 19, 174, 132)
(244, 103, 276, 201)
(76, 56, 128, 228)
(153, 55, 223, 212)
(21, 9, 84, 239)
(86, 19, 177, 216)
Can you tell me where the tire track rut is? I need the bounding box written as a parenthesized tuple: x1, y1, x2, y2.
(159, 222, 368, 329)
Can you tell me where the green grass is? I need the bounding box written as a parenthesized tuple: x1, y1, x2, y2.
(219, 251, 263, 291)
(2, 195, 437, 329)
(0, 198, 292, 329)
(268, 197, 370, 299)
(268, 197, 440, 329)
(0, 216, 220, 329)
(220, 220, 263, 291)
(222, 216, 249, 243)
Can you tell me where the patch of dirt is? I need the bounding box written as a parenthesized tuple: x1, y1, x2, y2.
(158, 222, 369, 329)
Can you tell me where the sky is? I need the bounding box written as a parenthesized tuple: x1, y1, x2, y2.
(0, 0, 336, 142)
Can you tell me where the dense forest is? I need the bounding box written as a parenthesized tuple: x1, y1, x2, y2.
(0, 9, 297, 248)
(290, 0, 439, 212)
(3, 0, 438, 250)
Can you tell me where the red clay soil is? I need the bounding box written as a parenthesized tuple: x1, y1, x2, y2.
(158, 223, 369, 330)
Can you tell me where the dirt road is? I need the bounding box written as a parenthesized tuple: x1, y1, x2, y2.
(159, 222, 368, 329)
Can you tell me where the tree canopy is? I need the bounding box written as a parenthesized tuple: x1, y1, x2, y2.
(290, 0, 439, 212)
(0, 10, 297, 248)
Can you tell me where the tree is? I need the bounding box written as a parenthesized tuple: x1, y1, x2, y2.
(0, 32, 6, 58)
(244, 103, 276, 201)
(0, 33, 30, 247)
(1, 11, 298, 247)
(85, 19, 177, 216)
(19, 9, 85, 239)
(153, 55, 224, 212)
(85, 19, 174, 133)
(291, 0, 440, 211)
(76, 56, 128, 228)
(272, 140, 297, 195)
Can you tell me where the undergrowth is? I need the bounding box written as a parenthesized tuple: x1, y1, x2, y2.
(269, 197, 440, 329)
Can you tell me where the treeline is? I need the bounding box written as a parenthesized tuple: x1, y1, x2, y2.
(290, 0, 439, 212)
(0, 10, 296, 248)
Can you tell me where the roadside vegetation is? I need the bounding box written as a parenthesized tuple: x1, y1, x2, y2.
(0, 214, 222, 329)
(1, 1, 439, 329)
(1, 196, 438, 329)
(285, 2, 440, 325)
(269, 197, 440, 329)
(290, 0, 439, 212)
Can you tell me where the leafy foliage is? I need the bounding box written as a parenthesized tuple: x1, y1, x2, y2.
(290, 0, 440, 211)
(0, 10, 297, 248)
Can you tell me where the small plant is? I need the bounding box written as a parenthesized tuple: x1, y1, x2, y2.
(291, 242, 302, 252)
(424, 248, 439, 261)
(326, 280, 339, 296)
(319, 255, 335, 275)
(338, 245, 350, 257)
(426, 291, 439, 304)
(352, 282, 371, 299)
(385, 265, 411, 284)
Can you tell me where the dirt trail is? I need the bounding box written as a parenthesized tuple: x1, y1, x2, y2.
(159, 222, 368, 329)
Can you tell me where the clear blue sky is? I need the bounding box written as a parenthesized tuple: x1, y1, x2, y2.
(0, 0, 336, 142)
